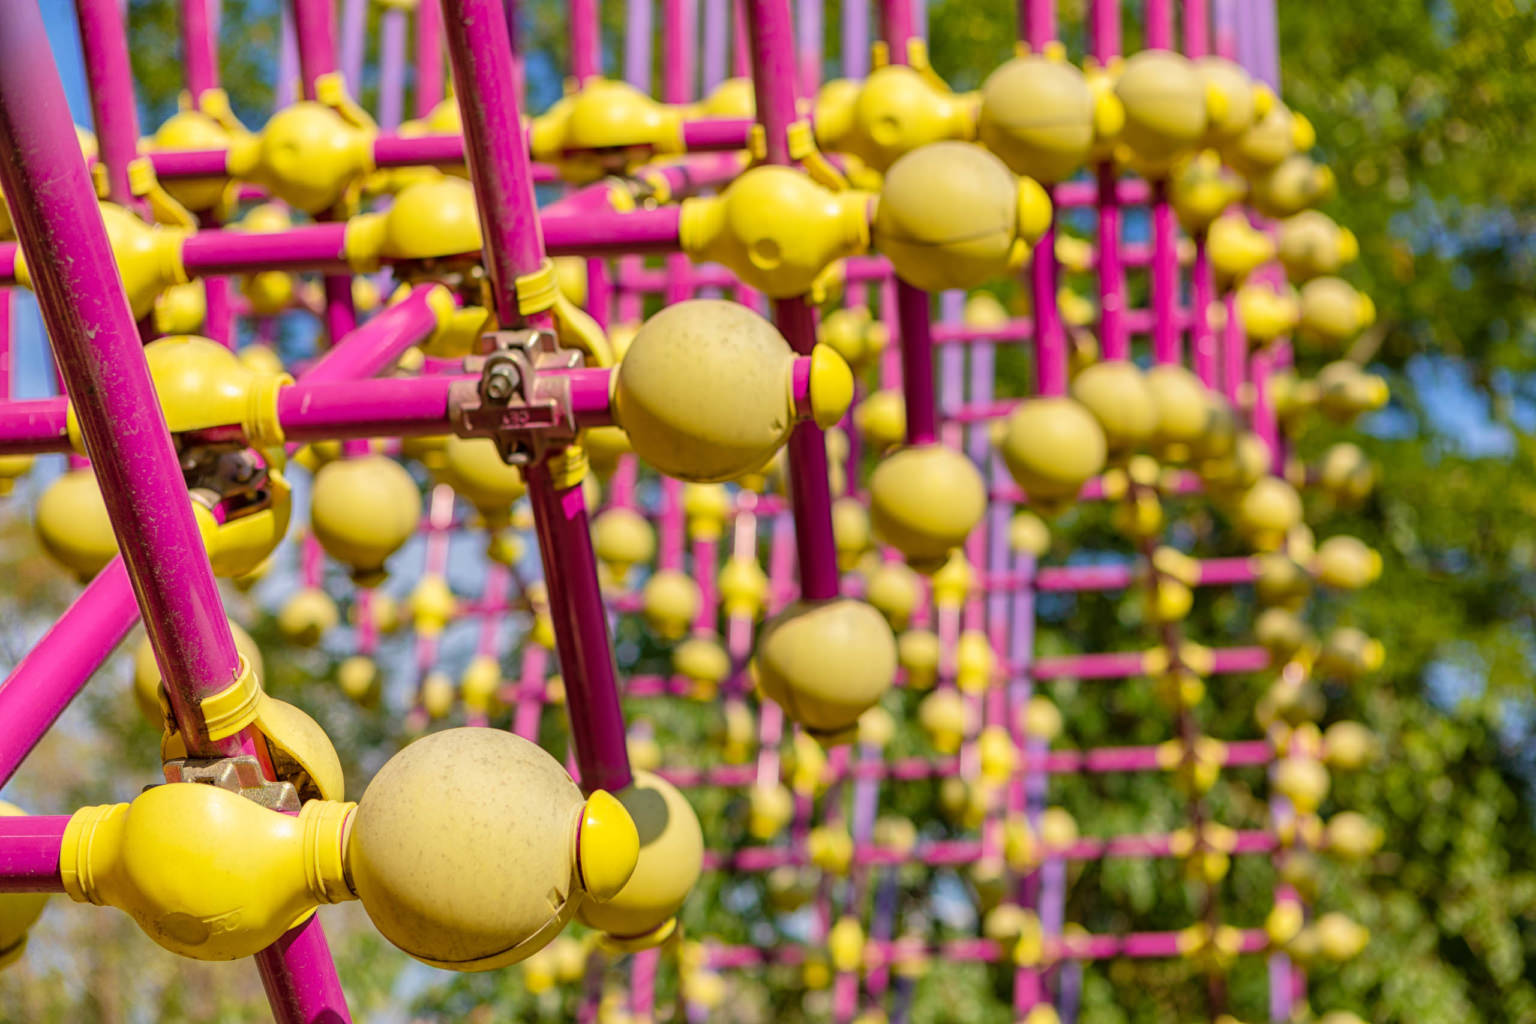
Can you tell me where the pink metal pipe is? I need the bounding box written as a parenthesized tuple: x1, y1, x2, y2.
(896, 283, 937, 445)
(0, 815, 68, 893)
(0, 0, 247, 756)
(0, 9, 351, 1018)
(1184, 0, 1211, 56)
(75, 0, 143, 207)
(182, 0, 220, 96)
(301, 284, 444, 383)
(443, 0, 632, 796)
(1151, 182, 1182, 364)
(571, 0, 602, 82)
(415, 0, 445, 117)
(0, 399, 70, 454)
(289, 0, 338, 99)
(0, 558, 138, 789)
(182, 223, 351, 276)
(743, 0, 842, 603)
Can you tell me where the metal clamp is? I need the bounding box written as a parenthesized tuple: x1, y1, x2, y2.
(448, 327, 582, 465)
(160, 754, 301, 812)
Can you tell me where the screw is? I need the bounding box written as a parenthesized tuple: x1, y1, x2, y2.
(484, 365, 517, 402)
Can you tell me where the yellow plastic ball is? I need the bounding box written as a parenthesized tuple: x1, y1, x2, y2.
(1113, 50, 1208, 175)
(0, 802, 48, 965)
(338, 655, 381, 706)
(614, 300, 800, 482)
(348, 728, 638, 970)
(1070, 361, 1158, 456)
(868, 444, 987, 569)
(863, 559, 921, 630)
(1236, 477, 1303, 552)
(35, 468, 117, 582)
(997, 397, 1107, 505)
(854, 389, 907, 452)
(438, 436, 526, 526)
(753, 599, 897, 741)
(277, 587, 339, 647)
(592, 506, 656, 584)
(978, 56, 1094, 183)
(641, 569, 702, 640)
(874, 141, 1050, 292)
(310, 455, 421, 585)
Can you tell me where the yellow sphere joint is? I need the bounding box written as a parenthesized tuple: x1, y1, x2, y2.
(437, 435, 527, 526)
(228, 101, 375, 214)
(578, 772, 701, 951)
(60, 788, 354, 961)
(719, 556, 769, 619)
(348, 176, 483, 270)
(752, 598, 897, 741)
(837, 64, 975, 173)
(348, 728, 620, 970)
(66, 335, 289, 454)
(151, 109, 239, 213)
(873, 142, 1048, 292)
(1113, 50, 1209, 176)
(530, 80, 685, 184)
(0, 802, 48, 966)
(680, 167, 870, 299)
(310, 455, 422, 585)
(614, 299, 802, 482)
(35, 467, 118, 582)
(978, 55, 1094, 183)
(868, 445, 987, 571)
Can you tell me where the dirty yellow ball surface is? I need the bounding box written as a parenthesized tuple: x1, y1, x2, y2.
(349, 728, 633, 971)
(310, 455, 421, 585)
(754, 599, 897, 740)
(1070, 361, 1158, 455)
(35, 468, 117, 582)
(868, 445, 987, 568)
(614, 300, 799, 483)
(978, 56, 1095, 183)
(997, 397, 1107, 503)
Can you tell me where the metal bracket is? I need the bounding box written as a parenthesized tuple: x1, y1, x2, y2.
(448, 327, 582, 465)
(161, 754, 301, 812)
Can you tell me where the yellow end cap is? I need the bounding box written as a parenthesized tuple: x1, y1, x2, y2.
(809, 344, 855, 430)
(577, 790, 640, 902)
(200, 654, 262, 741)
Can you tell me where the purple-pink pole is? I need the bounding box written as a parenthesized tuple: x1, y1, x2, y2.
(1184, 0, 1210, 56)
(0, 815, 67, 893)
(0, 7, 351, 1018)
(1150, 184, 1181, 365)
(301, 284, 444, 382)
(571, 0, 601, 82)
(340, 0, 366, 94)
(743, 0, 841, 602)
(182, 0, 220, 96)
(415, 0, 444, 116)
(1091, 0, 1126, 361)
(290, 0, 339, 100)
(1146, 0, 1173, 48)
(379, 6, 408, 130)
(664, 0, 698, 102)
(75, 0, 142, 208)
(441, 0, 633, 795)
(0, 558, 138, 789)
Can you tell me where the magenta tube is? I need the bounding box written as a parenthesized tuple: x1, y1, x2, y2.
(290, 0, 338, 98)
(75, 0, 142, 207)
(379, 6, 407, 130)
(415, 0, 444, 116)
(0, 557, 138, 789)
(896, 283, 937, 444)
(0, 815, 67, 893)
(571, 0, 601, 82)
(276, 376, 459, 441)
(680, 117, 753, 150)
(626, 0, 654, 89)
(301, 284, 443, 383)
(180, 223, 352, 275)
(442, 0, 633, 795)
(542, 206, 683, 257)
(182, 0, 220, 96)
(0, 398, 71, 454)
(1150, 183, 1181, 365)
(339, 0, 366, 93)
(0, 0, 246, 754)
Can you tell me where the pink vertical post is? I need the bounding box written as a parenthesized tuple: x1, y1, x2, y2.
(379, 5, 408, 129)
(415, 0, 444, 116)
(1150, 184, 1181, 365)
(1091, 0, 1126, 360)
(340, 0, 367, 93)
(742, 0, 841, 602)
(571, 0, 601, 82)
(1183, 0, 1209, 56)
(1026, 0, 1067, 405)
(843, 0, 869, 78)
(75, 0, 142, 207)
(1146, 0, 1173, 49)
(0, 6, 350, 1020)
(664, 0, 697, 102)
(290, 0, 338, 100)
(441, 0, 633, 795)
(182, 0, 220, 96)
(796, 0, 821, 95)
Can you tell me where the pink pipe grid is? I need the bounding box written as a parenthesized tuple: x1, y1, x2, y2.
(0, 0, 1388, 1022)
